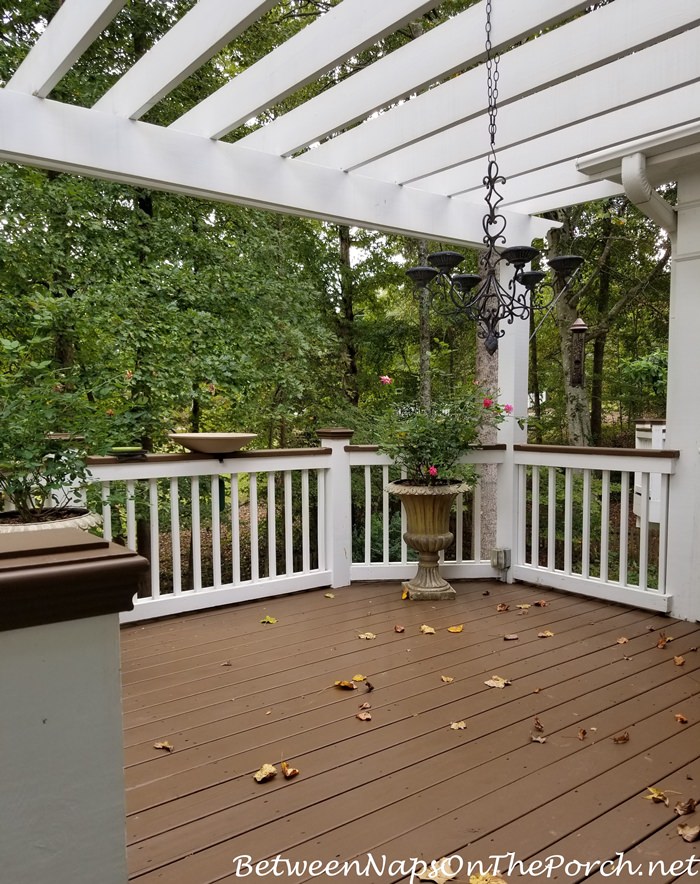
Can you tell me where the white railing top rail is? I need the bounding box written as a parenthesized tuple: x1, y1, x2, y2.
(86, 447, 332, 482)
(514, 443, 679, 474)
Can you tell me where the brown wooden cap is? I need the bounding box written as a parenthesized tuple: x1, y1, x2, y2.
(316, 428, 355, 440)
(0, 529, 148, 632)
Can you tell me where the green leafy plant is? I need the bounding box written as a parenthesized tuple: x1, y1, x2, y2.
(0, 334, 93, 522)
(376, 376, 511, 485)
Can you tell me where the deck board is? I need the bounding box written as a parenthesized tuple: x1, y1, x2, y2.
(121, 581, 700, 882)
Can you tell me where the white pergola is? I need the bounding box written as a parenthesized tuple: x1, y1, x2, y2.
(2, 0, 700, 627)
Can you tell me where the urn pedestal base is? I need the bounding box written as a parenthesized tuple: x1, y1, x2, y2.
(386, 480, 470, 602)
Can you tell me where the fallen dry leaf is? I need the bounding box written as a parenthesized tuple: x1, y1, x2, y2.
(365, 680, 375, 692)
(496, 603, 509, 612)
(674, 655, 686, 666)
(280, 761, 300, 779)
(221, 660, 233, 667)
(485, 675, 511, 689)
(675, 798, 698, 816)
(538, 630, 555, 638)
(504, 633, 519, 641)
(324, 592, 335, 599)
(482, 590, 490, 596)
(578, 728, 587, 741)
(676, 713, 689, 724)
(420, 624, 436, 635)
(418, 856, 460, 883)
(450, 721, 467, 730)
(447, 624, 464, 633)
(358, 631, 376, 640)
(356, 711, 372, 721)
(265, 710, 272, 715)
(440, 675, 455, 684)
(153, 740, 174, 753)
(518, 608, 530, 616)
(253, 763, 277, 783)
(469, 874, 508, 884)
(401, 588, 409, 600)
(517, 603, 531, 610)
(260, 615, 278, 625)
(358, 702, 371, 710)
(352, 674, 366, 682)
(533, 600, 549, 608)
(533, 716, 544, 732)
(334, 680, 357, 690)
(394, 624, 405, 633)
(616, 637, 629, 645)
(530, 734, 547, 744)
(613, 731, 630, 744)
(644, 786, 670, 806)
(657, 632, 674, 648)
(678, 822, 700, 842)
(533, 687, 541, 694)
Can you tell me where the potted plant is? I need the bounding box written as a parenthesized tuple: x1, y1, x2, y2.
(377, 377, 511, 599)
(0, 334, 100, 532)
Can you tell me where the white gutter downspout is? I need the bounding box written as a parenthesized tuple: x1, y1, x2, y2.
(621, 152, 676, 235)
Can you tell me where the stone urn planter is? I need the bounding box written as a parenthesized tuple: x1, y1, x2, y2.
(386, 480, 470, 600)
(0, 508, 101, 534)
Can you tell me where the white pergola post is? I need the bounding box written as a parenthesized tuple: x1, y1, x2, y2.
(663, 170, 700, 622)
(496, 264, 530, 580)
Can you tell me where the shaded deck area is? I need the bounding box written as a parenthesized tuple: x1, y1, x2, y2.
(121, 581, 700, 883)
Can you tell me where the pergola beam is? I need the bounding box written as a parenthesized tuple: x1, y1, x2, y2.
(303, 0, 700, 175)
(238, 0, 592, 158)
(169, 0, 439, 140)
(92, 0, 278, 120)
(363, 25, 700, 190)
(7, 0, 127, 98)
(0, 89, 553, 247)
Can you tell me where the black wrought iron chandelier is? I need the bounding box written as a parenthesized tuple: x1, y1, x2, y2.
(406, 0, 583, 355)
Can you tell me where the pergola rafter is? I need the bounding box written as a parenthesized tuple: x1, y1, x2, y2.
(2, 0, 700, 246)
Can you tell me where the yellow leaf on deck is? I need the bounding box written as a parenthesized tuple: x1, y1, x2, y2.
(447, 624, 464, 633)
(401, 588, 409, 600)
(417, 857, 460, 883)
(280, 761, 300, 779)
(643, 786, 669, 805)
(516, 603, 531, 610)
(420, 624, 436, 635)
(358, 631, 376, 640)
(324, 592, 335, 599)
(485, 675, 511, 689)
(153, 740, 174, 753)
(352, 674, 366, 681)
(450, 721, 466, 730)
(470, 874, 509, 884)
(440, 675, 454, 684)
(253, 763, 277, 783)
(538, 630, 555, 638)
(260, 615, 278, 624)
(334, 680, 357, 690)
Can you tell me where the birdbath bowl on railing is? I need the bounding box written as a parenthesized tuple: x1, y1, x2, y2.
(168, 433, 257, 458)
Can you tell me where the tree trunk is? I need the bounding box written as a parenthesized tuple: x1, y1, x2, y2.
(476, 250, 499, 557)
(417, 239, 431, 409)
(338, 225, 359, 406)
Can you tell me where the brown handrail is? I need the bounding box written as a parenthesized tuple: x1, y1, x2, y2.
(514, 444, 679, 459)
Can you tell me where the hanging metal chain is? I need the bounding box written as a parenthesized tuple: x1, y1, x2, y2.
(484, 0, 500, 158)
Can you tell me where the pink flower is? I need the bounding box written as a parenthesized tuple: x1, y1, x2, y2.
(428, 465, 438, 477)
(483, 397, 493, 408)
(504, 403, 513, 414)
(379, 375, 393, 385)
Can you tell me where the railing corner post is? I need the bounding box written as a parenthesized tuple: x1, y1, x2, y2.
(317, 428, 354, 588)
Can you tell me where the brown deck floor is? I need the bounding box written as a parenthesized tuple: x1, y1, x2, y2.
(121, 581, 700, 883)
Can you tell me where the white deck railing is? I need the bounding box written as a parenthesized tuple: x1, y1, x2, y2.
(85, 435, 678, 622)
(512, 445, 678, 613)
